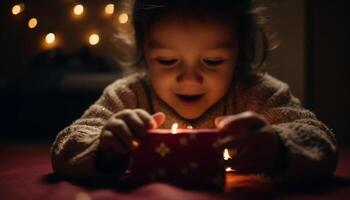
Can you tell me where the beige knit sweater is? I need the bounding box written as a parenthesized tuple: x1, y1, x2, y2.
(51, 72, 338, 182)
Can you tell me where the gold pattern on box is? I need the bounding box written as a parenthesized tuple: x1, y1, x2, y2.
(155, 142, 170, 157)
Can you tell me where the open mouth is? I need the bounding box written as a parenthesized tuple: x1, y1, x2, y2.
(176, 94, 204, 103)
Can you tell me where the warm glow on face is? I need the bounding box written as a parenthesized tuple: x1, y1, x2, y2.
(45, 33, 56, 44)
(104, 4, 115, 15)
(171, 123, 178, 134)
(28, 18, 38, 29)
(145, 16, 237, 120)
(12, 4, 24, 15)
(88, 33, 99, 45)
(73, 4, 84, 16)
(118, 13, 128, 24)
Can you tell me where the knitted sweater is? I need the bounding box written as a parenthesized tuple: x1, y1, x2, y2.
(51, 72, 338, 182)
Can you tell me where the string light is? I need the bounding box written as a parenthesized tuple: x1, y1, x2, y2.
(118, 13, 128, 24)
(10, 2, 129, 51)
(104, 4, 115, 15)
(88, 33, 100, 46)
(73, 4, 84, 16)
(45, 33, 56, 44)
(12, 4, 24, 15)
(28, 18, 38, 29)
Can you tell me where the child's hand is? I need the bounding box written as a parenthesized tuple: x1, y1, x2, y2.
(214, 111, 279, 173)
(99, 109, 165, 156)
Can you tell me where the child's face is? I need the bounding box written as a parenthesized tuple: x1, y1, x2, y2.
(144, 15, 238, 120)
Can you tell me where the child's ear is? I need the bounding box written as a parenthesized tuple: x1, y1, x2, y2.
(152, 112, 166, 128)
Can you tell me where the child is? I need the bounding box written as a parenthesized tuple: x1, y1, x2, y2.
(51, 0, 337, 182)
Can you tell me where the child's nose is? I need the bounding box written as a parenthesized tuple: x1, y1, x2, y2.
(176, 66, 203, 84)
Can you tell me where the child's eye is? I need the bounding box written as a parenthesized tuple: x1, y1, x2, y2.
(203, 59, 224, 67)
(157, 59, 178, 66)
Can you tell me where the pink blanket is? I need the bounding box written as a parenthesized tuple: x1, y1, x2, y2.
(1, 144, 350, 200)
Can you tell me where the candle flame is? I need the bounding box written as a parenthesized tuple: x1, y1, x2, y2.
(223, 148, 236, 172)
(223, 148, 231, 160)
(171, 123, 178, 134)
(225, 167, 235, 172)
(186, 125, 193, 129)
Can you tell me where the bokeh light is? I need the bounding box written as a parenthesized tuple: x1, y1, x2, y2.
(12, 4, 24, 15)
(104, 4, 115, 15)
(73, 4, 84, 16)
(118, 13, 128, 24)
(45, 33, 56, 44)
(88, 34, 100, 46)
(28, 18, 38, 29)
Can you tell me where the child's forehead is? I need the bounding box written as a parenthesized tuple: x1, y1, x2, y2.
(153, 10, 235, 28)
(147, 36, 235, 51)
(146, 15, 237, 50)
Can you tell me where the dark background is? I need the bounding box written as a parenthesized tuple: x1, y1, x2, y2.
(0, 0, 348, 145)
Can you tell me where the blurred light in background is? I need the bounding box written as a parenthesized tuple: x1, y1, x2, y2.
(118, 13, 128, 24)
(88, 33, 100, 46)
(104, 4, 115, 15)
(73, 4, 84, 16)
(8, 1, 133, 57)
(12, 4, 24, 15)
(45, 33, 56, 44)
(28, 18, 38, 29)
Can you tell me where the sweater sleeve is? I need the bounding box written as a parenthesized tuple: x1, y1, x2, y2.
(245, 74, 338, 181)
(50, 77, 139, 181)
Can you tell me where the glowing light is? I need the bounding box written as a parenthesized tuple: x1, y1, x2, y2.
(171, 123, 178, 134)
(12, 4, 24, 15)
(132, 140, 139, 148)
(223, 148, 231, 160)
(88, 33, 99, 45)
(28, 18, 38, 29)
(45, 33, 56, 44)
(225, 167, 235, 172)
(186, 125, 193, 129)
(118, 13, 128, 24)
(73, 4, 84, 16)
(223, 148, 236, 172)
(104, 4, 115, 15)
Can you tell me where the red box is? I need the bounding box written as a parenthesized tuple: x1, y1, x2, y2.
(130, 129, 225, 190)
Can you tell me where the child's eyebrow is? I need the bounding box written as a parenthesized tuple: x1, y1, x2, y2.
(205, 41, 236, 50)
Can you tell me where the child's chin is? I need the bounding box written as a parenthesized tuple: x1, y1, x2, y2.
(177, 111, 203, 120)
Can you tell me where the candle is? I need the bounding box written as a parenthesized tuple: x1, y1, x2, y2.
(130, 123, 226, 190)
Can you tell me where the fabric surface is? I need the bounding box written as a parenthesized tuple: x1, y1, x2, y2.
(51, 72, 337, 182)
(0, 144, 349, 200)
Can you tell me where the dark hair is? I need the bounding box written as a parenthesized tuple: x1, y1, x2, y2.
(131, 0, 271, 80)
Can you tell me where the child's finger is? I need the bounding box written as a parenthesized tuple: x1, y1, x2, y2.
(117, 110, 148, 137)
(134, 109, 157, 129)
(100, 130, 128, 155)
(212, 135, 239, 150)
(152, 112, 165, 128)
(214, 116, 224, 127)
(105, 118, 138, 150)
(218, 111, 266, 133)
